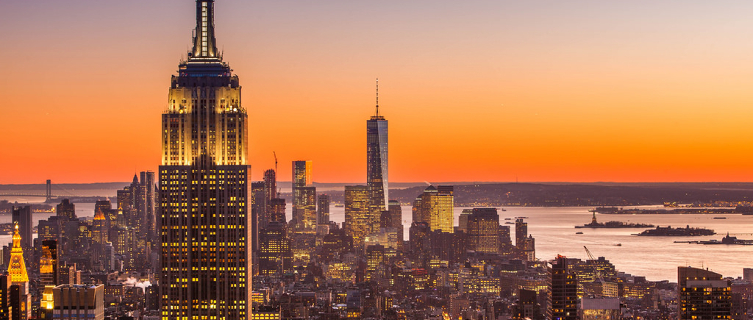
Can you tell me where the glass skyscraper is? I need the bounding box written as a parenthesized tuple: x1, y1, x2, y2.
(158, 1, 250, 318)
(367, 79, 388, 230)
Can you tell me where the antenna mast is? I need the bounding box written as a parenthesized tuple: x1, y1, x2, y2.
(375, 78, 379, 117)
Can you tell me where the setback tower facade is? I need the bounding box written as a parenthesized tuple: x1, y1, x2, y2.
(159, 0, 250, 318)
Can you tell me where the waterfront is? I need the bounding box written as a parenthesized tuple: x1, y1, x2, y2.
(3, 193, 751, 282)
(326, 205, 753, 282)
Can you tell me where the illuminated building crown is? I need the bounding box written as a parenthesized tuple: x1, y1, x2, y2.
(8, 223, 29, 283)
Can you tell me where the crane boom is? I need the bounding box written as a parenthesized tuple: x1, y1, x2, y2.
(584, 246, 606, 286)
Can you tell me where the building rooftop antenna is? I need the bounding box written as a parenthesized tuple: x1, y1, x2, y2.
(375, 78, 379, 117)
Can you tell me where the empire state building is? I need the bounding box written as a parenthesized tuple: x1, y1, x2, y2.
(159, 0, 250, 318)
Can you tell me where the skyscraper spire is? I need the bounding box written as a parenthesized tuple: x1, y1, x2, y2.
(191, 0, 218, 59)
(375, 78, 379, 117)
(9, 223, 29, 284)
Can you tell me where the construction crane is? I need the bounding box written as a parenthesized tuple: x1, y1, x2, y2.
(583, 245, 607, 298)
(273, 151, 281, 195)
(273, 151, 278, 174)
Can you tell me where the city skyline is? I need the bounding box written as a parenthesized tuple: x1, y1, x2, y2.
(4, 1, 753, 184)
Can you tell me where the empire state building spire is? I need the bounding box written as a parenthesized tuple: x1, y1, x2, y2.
(191, 0, 219, 59)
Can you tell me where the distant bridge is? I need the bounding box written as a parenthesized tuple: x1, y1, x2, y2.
(0, 180, 109, 202)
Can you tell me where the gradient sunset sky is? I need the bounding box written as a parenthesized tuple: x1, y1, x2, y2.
(2, 0, 753, 184)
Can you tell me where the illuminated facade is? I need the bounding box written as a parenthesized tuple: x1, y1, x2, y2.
(344, 186, 370, 250)
(9, 224, 30, 320)
(292, 161, 315, 230)
(159, 1, 250, 319)
(414, 186, 454, 233)
(367, 79, 388, 224)
(258, 222, 292, 276)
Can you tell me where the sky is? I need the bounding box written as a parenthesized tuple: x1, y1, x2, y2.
(2, 0, 753, 184)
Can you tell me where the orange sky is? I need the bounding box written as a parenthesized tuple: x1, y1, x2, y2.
(2, 0, 753, 184)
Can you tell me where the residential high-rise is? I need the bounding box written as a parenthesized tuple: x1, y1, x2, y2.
(11, 207, 32, 251)
(159, 1, 250, 318)
(678, 266, 731, 320)
(317, 194, 330, 225)
(467, 208, 499, 254)
(548, 255, 578, 320)
(344, 186, 370, 250)
(367, 79, 388, 223)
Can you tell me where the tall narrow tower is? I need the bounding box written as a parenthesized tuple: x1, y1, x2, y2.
(159, 1, 250, 319)
(367, 79, 388, 227)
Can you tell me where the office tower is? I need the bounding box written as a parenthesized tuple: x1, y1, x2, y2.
(11, 207, 32, 251)
(57, 199, 76, 220)
(367, 80, 388, 232)
(409, 222, 431, 264)
(40, 285, 54, 320)
(262, 169, 277, 228)
(94, 200, 111, 218)
(92, 209, 107, 244)
(299, 187, 317, 229)
(344, 186, 370, 250)
(498, 225, 512, 253)
(40, 240, 58, 287)
(140, 171, 157, 241)
(251, 181, 265, 252)
(678, 266, 731, 320)
(52, 285, 104, 320)
(159, 0, 250, 318)
(317, 194, 330, 225)
(413, 186, 454, 233)
(269, 198, 286, 223)
(548, 255, 578, 320)
(258, 222, 291, 276)
(8, 225, 30, 320)
(467, 208, 499, 254)
(515, 218, 527, 248)
(292, 161, 315, 230)
(458, 209, 472, 233)
(365, 244, 385, 282)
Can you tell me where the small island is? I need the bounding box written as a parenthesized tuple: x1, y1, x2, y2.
(575, 212, 654, 229)
(636, 225, 715, 236)
(675, 233, 753, 245)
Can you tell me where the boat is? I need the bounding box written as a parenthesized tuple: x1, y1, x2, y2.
(713, 217, 727, 219)
(504, 218, 512, 220)
(575, 232, 583, 235)
(636, 225, 715, 236)
(505, 222, 514, 225)
(614, 243, 622, 246)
